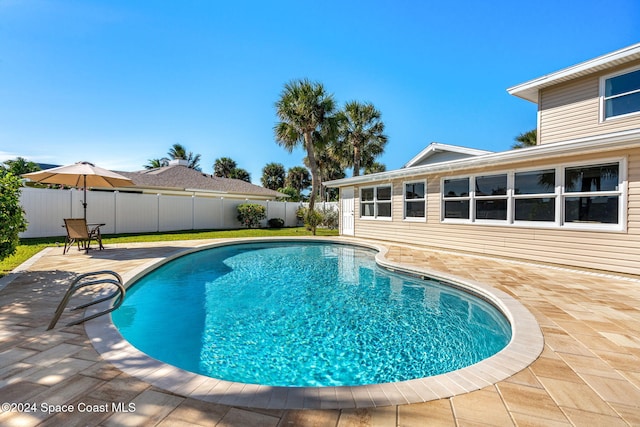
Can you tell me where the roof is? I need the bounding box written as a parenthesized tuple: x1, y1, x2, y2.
(507, 42, 640, 103)
(325, 128, 640, 187)
(117, 165, 286, 199)
(403, 143, 493, 168)
(37, 163, 60, 170)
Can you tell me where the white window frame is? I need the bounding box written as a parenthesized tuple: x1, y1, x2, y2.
(599, 64, 640, 122)
(359, 185, 392, 220)
(440, 157, 626, 232)
(403, 180, 427, 222)
(559, 157, 626, 231)
(474, 173, 509, 223)
(512, 167, 560, 227)
(442, 176, 471, 222)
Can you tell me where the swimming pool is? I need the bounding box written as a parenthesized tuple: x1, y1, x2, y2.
(112, 241, 512, 387)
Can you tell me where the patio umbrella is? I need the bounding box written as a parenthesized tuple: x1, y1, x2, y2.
(22, 161, 134, 219)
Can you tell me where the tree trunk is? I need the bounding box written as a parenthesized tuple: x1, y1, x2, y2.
(304, 130, 319, 214)
(353, 144, 361, 177)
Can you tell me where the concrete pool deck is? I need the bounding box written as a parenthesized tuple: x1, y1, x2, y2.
(1, 237, 640, 425)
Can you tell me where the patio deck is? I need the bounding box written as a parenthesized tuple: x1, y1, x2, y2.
(0, 238, 639, 426)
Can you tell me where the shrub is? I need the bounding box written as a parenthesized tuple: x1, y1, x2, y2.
(0, 173, 27, 261)
(236, 203, 266, 229)
(304, 209, 323, 235)
(295, 206, 306, 220)
(296, 205, 339, 233)
(319, 206, 338, 229)
(267, 217, 285, 228)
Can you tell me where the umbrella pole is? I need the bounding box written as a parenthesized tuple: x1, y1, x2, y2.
(83, 175, 87, 220)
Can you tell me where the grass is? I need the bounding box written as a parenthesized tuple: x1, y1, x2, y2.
(0, 245, 49, 276)
(0, 227, 339, 277)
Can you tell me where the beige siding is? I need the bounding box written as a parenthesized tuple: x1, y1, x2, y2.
(350, 148, 640, 275)
(539, 59, 640, 144)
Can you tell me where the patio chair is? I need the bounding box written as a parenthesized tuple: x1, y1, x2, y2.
(63, 218, 104, 254)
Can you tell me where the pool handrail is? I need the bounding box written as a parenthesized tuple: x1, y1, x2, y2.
(47, 270, 125, 330)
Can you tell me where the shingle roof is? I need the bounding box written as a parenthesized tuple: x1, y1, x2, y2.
(117, 165, 286, 198)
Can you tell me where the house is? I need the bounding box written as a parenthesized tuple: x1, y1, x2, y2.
(325, 42, 640, 275)
(117, 160, 286, 200)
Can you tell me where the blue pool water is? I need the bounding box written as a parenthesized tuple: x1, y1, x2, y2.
(112, 242, 511, 387)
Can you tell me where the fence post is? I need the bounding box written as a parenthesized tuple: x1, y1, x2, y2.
(156, 194, 161, 232)
(221, 197, 224, 229)
(113, 191, 118, 234)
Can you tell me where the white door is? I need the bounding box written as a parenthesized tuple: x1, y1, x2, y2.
(341, 187, 355, 236)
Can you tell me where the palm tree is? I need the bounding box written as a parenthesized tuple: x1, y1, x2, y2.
(213, 157, 238, 178)
(186, 153, 201, 171)
(304, 150, 345, 201)
(144, 158, 169, 169)
(364, 161, 386, 175)
(277, 186, 302, 202)
(286, 166, 311, 199)
(512, 129, 537, 149)
(261, 162, 286, 190)
(167, 143, 202, 170)
(2, 157, 40, 176)
(336, 101, 388, 177)
(167, 143, 187, 160)
(274, 79, 337, 213)
(229, 168, 251, 183)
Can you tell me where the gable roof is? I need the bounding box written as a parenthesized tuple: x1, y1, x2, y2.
(508, 42, 640, 103)
(403, 142, 493, 168)
(117, 165, 286, 199)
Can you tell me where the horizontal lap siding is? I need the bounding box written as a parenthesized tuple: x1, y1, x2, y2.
(539, 59, 640, 145)
(629, 152, 640, 249)
(351, 149, 640, 275)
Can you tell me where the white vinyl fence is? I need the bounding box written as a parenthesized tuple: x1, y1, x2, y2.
(19, 187, 322, 238)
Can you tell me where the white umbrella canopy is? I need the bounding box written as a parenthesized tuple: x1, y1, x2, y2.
(22, 161, 134, 188)
(22, 161, 134, 219)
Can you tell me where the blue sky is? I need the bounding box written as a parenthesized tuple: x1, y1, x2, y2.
(1, 0, 639, 184)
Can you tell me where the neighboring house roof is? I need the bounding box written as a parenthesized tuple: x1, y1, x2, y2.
(37, 163, 61, 171)
(403, 142, 493, 168)
(325, 128, 640, 187)
(507, 42, 640, 103)
(117, 165, 286, 199)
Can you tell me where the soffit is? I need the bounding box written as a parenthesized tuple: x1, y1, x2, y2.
(507, 43, 640, 103)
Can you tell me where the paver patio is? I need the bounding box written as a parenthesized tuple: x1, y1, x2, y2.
(0, 237, 639, 426)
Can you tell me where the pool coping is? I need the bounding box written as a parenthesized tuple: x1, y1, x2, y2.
(84, 236, 544, 410)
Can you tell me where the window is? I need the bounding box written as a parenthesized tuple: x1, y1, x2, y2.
(404, 181, 426, 219)
(360, 185, 392, 219)
(602, 67, 640, 120)
(475, 174, 508, 220)
(443, 178, 470, 219)
(441, 160, 623, 230)
(361, 188, 375, 217)
(514, 169, 556, 222)
(563, 163, 619, 224)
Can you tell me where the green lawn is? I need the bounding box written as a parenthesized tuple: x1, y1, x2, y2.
(0, 227, 339, 277)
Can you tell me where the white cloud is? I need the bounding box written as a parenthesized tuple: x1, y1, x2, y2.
(0, 151, 61, 165)
(0, 151, 18, 162)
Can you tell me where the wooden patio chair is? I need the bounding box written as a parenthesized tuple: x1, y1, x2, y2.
(63, 218, 104, 254)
